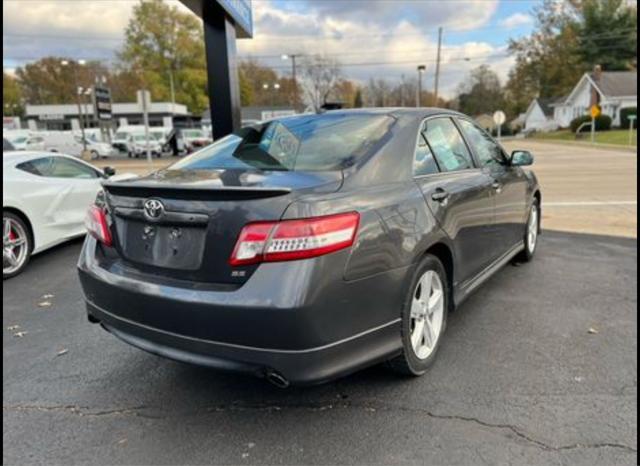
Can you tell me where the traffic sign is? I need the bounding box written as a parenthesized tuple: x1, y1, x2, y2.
(493, 110, 506, 126)
(590, 105, 601, 119)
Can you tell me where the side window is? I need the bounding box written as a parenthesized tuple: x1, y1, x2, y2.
(49, 158, 100, 179)
(423, 118, 474, 172)
(17, 157, 56, 176)
(457, 119, 506, 167)
(413, 133, 440, 176)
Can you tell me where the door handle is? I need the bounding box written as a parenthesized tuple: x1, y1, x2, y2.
(431, 189, 450, 202)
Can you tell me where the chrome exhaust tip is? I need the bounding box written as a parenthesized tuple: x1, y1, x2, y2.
(265, 369, 290, 389)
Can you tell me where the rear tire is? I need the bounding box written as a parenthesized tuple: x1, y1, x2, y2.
(388, 255, 449, 377)
(3, 212, 33, 280)
(515, 198, 540, 263)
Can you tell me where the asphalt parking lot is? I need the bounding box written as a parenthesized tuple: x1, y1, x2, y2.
(4, 141, 638, 465)
(3, 231, 637, 465)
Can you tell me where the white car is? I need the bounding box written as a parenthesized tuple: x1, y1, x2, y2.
(4, 133, 30, 150)
(3, 151, 135, 278)
(129, 134, 163, 158)
(43, 133, 115, 159)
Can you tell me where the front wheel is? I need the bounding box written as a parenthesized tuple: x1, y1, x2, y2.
(388, 255, 448, 376)
(515, 199, 540, 263)
(3, 212, 33, 279)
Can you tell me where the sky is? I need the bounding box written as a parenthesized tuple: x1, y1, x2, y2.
(3, 0, 541, 98)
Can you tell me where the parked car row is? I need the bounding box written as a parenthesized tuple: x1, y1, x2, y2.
(3, 130, 116, 159)
(3, 126, 214, 160)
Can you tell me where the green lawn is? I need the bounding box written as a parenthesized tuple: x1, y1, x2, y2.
(532, 129, 637, 146)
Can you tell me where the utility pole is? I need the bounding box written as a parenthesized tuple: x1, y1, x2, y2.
(282, 54, 300, 110)
(434, 27, 443, 106)
(417, 65, 426, 107)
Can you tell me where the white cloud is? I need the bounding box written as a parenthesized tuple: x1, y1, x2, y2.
(3, 0, 513, 99)
(499, 13, 533, 29)
(238, 1, 511, 98)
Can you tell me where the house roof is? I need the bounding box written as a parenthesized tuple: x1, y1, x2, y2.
(591, 71, 637, 97)
(537, 98, 557, 118)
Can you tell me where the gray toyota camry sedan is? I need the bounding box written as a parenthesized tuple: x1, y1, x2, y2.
(78, 108, 541, 387)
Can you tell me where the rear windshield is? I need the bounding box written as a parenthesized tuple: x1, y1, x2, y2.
(170, 113, 394, 172)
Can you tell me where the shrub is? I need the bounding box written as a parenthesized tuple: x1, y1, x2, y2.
(570, 114, 612, 133)
(620, 107, 637, 129)
(491, 123, 513, 137)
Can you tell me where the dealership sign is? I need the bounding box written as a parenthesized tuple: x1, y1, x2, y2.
(39, 114, 65, 121)
(93, 86, 113, 121)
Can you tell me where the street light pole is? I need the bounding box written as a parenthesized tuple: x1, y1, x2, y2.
(169, 69, 176, 115)
(434, 27, 443, 105)
(417, 65, 426, 107)
(62, 59, 88, 153)
(76, 86, 88, 153)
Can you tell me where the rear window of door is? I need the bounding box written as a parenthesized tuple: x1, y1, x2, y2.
(423, 118, 474, 172)
(413, 133, 440, 176)
(457, 119, 507, 167)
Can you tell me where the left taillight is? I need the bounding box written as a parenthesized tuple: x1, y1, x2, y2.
(85, 205, 112, 247)
(229, 212, 360, 266)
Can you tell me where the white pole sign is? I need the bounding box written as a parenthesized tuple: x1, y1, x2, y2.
(493, 111, 506, 141)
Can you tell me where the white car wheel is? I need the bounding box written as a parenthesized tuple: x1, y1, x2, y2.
(3, 213, 32, 279)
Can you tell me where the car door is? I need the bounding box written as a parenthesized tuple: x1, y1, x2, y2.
(456, 118, 529, 252)
(17, 156, 103, 238)
(413, 117, 496, 284)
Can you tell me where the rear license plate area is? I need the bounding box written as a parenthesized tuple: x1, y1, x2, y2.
(117, 219, 206, 270)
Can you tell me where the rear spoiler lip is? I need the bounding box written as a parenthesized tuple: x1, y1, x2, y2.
(101, 180, 292, 194)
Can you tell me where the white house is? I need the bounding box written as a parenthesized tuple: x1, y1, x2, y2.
(523, 98, 559, 132)
(551, 69, 637, 128)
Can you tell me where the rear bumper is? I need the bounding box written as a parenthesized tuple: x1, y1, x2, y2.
(86, 298, 400, 385)
(78, 238, 407, 385)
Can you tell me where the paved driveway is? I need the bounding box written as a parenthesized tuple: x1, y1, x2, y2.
(3, 230, 636, 465)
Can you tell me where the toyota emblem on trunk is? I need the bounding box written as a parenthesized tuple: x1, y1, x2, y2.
(144, 199, 165, 220)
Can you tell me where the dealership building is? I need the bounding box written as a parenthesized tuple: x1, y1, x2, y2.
(24, 102, 194, 131)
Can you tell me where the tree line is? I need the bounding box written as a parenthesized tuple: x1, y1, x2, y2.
(3, 0, 636, 121)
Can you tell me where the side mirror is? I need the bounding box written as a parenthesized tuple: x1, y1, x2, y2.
(103, 166, 116, 177)
(511, 150, 534, 166)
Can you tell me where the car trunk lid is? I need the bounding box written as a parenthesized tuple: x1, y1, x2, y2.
(101, 168, 342, 284)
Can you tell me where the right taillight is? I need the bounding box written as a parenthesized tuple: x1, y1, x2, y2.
(229, 212, 360, 266)
(85, 205, 112, 247)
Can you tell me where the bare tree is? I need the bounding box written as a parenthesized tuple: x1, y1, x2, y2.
(365, 78, 392, 107)
(300, 55, 341, 112)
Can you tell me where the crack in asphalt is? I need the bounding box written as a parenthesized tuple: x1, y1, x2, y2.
(2, 404, 149, 417)
(4, 400, 637, 454)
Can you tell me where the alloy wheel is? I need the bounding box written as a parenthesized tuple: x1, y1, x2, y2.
(3, 216, 29, 275)
(410, 270, 445, 360)
(527, 204, 539, 253)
